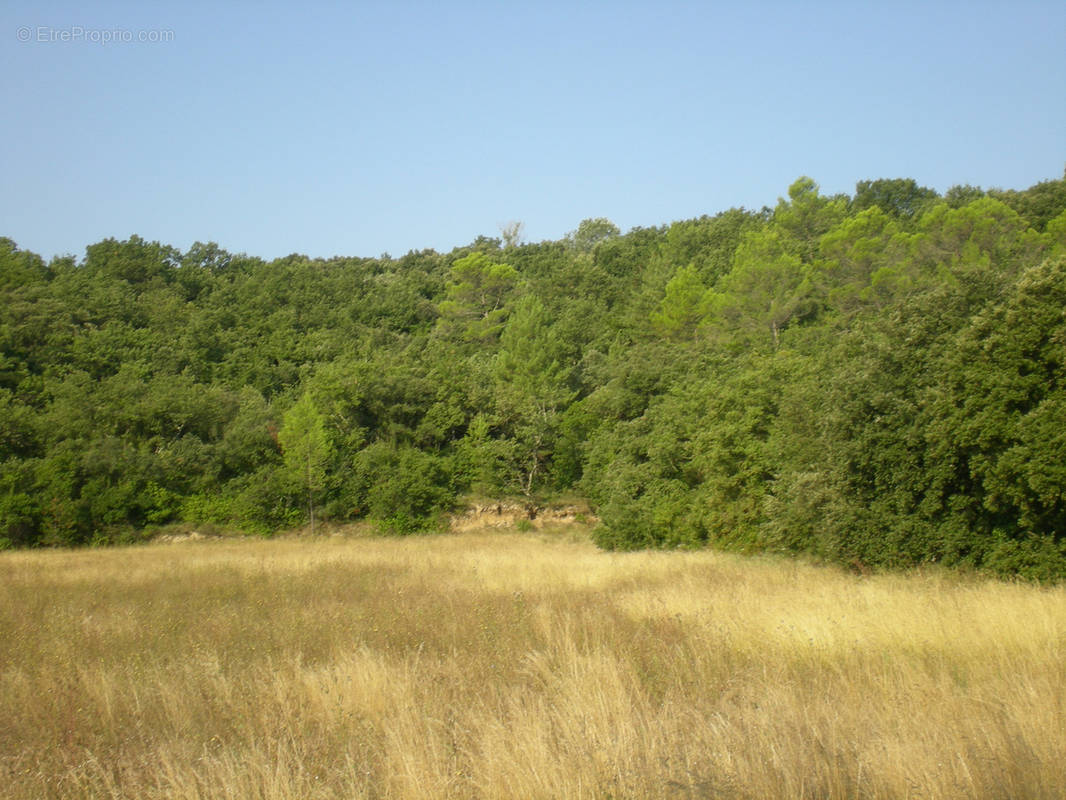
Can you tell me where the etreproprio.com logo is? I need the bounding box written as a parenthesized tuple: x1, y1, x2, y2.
(16, 25, 175, 44)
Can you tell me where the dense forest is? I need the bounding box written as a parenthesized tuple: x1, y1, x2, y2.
(3, 173, 1065, 578)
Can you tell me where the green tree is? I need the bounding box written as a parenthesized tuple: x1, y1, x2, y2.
(437, 253, 518, 342)
(350, 442, 454, 533)
(814, 207, 906, 316)
(650, 264, 709, 339)
(660, 209, 765, 285)
(0, 238, 49, 290)
(493, 295, 576, 497)
(701, 229, 816, 350)
(921, 255, 1066, 577)
(82, 235, 181, 285)
(773, 177, 847, 261)
(990, 170, 1066, 232)
(852, 178, 939, 221)
(568, 218, 620, 253)
(278, 393, 333, 534)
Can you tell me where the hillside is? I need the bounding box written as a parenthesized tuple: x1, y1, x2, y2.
(2, 173, 1065, 578)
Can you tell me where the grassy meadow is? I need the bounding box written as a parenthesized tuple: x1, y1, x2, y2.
(1, 526, 1064, 799)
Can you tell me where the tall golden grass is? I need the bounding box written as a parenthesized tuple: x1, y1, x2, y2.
(1, 526, 1064, 799)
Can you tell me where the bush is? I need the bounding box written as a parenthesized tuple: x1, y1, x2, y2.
(182, 466, 301, 534)
(348, 443, 456, 534)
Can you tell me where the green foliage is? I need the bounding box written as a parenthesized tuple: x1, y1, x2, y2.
(661, 209, 764, 285)
(0, 464, 37, 548)
(702, 228, 816, 350)
(920, 256, 1066, 575)
(0, 238, 49, 290)
(182, 467, 301, 534)
(650, 264, 708, 339)
(773, 177, 847, 260)
(278, 393, 333, 533)
(82, 235, 181, 285)
(568, 218, 620, 252)
(437, 253, 518, 342)
(990, 170, 1066, 232)
(493, 295, 577, 497)
(852, 178, 939, 221)
(3, 171, 1065, 578)
(350, 442, 454, 533)
(455, 413, 512, 494)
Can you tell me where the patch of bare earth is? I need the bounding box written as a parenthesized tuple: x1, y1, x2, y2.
(448, 501, 597, 532)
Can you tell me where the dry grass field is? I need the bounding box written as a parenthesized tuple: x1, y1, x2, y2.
(1, 525, 1064, 799)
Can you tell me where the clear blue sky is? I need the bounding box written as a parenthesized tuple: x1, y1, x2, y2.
(3, 0, 1064, 262)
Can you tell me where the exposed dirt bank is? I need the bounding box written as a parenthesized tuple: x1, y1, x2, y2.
(448, 501, 597, 532)
(151, 502, 597, 543)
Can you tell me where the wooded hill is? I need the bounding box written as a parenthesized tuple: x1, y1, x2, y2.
(3, 174, 1065, 578)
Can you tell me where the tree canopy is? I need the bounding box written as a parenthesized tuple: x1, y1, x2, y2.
(3, 172, 1066, 578)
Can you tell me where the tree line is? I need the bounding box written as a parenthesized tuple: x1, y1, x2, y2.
(2, 172, 1065, 578)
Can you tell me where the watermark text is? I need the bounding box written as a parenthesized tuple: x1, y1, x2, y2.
(16, 25, 175, 44)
